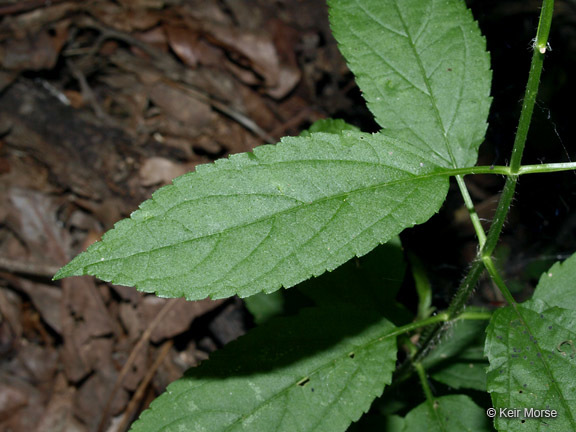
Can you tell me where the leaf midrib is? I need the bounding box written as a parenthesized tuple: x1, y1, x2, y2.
(159, 321, 397, 432)
(81, 170, 446, 274)
(507, 304, 576, 428)
(392, 0, 460, 169)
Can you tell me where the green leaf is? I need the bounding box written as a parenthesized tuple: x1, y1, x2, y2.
(402, 395, 492, 431)
(485, 254, 576, 431)
(244, 290, 285, 325)
(55, 131, 449, 300)
(423, 313, 488, 369)
(422, 315, 488, 391)
(408, 252, 434, 320)
(430, 345, 487, 392)
(485, 299, 576, 431)
(300, 118, 361, 136)
(130, 307, 398, 432)
(329, 0, 492, 168)
(532, 252, 576, 310)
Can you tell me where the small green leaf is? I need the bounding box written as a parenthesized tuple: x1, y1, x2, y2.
(408, 252, 434, 320)
(423, 314, 488, 368)
(244, 290, 285, 325)
(402, 395, 491, 431)
(329, 0, 492, 168)
(55, 132, 449, 300)
(423, 316, 488, 391)
(300, 118, 361, 136)
(486, 298, 576, 430)
(130, 307, 398, 432)
(430, 345, 487, 392)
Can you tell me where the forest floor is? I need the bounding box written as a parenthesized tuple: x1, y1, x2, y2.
(0, 0, 575, 431)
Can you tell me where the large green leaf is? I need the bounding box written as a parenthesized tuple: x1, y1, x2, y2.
(485, 301, 576, 431)
(55, 132, 449, 300)
(402, 395, 491, 431)
(485, 254, 576, 431)
(329, 0, 492, 168)
(130, 307, 398, 432)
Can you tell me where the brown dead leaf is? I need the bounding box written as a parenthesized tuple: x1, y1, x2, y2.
(134, 25, 169, 56)
(60, 277, 114, 382)
(118, 0, 167, 8)
(0, 376, 29, 422)
(34, 374, 86, 432)
(267, 19, 302, 99)
(165, 25, 201, 68)
(139, 157, 190, 186)
(113, 336, 149, 391)
(75, 368, 129, 430)
(148, 81, 214, 129)
(0, 3, 79, 39)
(17, 342, 59, 384)
(0, 81, 139, 200)
(0, 288, 21, 355)
(0, 372, 43, 430)
(0, 21, 68, 71)
(89, 2, 161, 33)
(15, 279, 62, 334)
(6, 188, 69, 266)
(140, 296, 225, 343)
(119, 302, 143, 342)
(202, 22, 280, 88)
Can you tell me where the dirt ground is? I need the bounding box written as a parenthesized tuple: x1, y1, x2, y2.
(0, 1, 575, 431)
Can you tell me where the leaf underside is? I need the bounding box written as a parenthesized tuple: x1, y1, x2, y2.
(55, 132, 448, 300)
(485, 254, 576, 431)
(130, 307, 398, 432)
(329, 0, 492, 168)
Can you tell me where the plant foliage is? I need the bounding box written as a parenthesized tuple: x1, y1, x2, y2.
(54, 0, 573, 430)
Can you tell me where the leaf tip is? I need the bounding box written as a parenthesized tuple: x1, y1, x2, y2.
(52, 255, 87, 281)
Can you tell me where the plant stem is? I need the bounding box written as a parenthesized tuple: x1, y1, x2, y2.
(455, 310, 492, 321)
(482, 256, 517, 305)
(445, 161, 576, 177)
(509, 6, 553, 173)
(414, 361, 435, 406)
(410, 0, 555, 364)
(456, 175, 486, 247)
(462, 0, 554, 308)
(383, 309, 491, 342)
(385, 313, 449, 339)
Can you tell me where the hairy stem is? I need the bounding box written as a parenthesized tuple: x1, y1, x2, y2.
(456, 175, 486, 247)
(482, 256, 517, 305)
(460, 0, 554, 312)
(446, 161, 576, 177)
(414, 361, 436, 408)
(410, 0, 554, 364)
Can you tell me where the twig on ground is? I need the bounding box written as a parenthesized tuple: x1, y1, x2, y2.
(0, 256, 61, 278)
(117, 340, 174, 432)
(97, 299, 177, 432)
